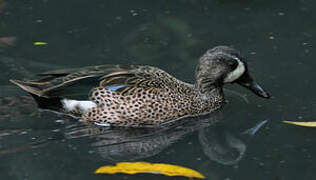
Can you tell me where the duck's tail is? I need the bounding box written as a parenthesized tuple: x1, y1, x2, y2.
(10, 79, 97, 115)
(10, 79, 63, 111)
(10, 79, 46, 97)
(29, 93, 63, 111)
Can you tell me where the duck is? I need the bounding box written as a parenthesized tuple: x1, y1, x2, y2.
(10, 46, 270, 127)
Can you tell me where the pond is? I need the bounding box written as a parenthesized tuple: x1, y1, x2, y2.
(0, 0, 316, 179)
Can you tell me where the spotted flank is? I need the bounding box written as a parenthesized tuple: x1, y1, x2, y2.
(80, 68, 224, 127)
(10, 46, 270, 127)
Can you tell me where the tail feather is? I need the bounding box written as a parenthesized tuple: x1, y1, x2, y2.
(10, 79, 46, 97)
(29, 94, 63, 111)
(10, 79, 63, 111)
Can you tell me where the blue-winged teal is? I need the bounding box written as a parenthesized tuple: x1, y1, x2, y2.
(11, 46, 269, 127)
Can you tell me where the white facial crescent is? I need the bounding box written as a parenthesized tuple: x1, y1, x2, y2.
(224, 59, 246, 83)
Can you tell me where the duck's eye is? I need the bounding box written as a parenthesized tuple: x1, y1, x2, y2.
(227, 59, 238, 70)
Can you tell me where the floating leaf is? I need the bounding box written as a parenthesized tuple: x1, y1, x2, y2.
(283, 121, 316, 127)
(33, 42, 48, 46)
(94, 162, 205, 179)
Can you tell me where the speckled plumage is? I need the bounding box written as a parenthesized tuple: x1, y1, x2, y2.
(84, 65, 224, 126)
(11, 46, 269, 127)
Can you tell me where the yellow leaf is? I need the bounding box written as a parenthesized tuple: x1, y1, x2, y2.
(283, 121, 316, 127)
(94, 162, 205, 179)
(33, 42, 48, 46)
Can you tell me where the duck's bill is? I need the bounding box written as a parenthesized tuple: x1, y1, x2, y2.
(236, 73, 270, 99)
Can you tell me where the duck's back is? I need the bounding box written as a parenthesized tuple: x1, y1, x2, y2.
(11, 65, 203, 127)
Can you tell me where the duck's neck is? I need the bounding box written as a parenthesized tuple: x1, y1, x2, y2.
(195, 75, 223, 93)
(194, 61, 226, 103)
(195, 82, 224, 101)
(194, 61, 224, 97)
(193, 82, 225, 113)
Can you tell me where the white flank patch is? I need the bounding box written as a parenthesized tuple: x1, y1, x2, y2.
(224, 59, 246, 83)
(61, 99, 97, 112)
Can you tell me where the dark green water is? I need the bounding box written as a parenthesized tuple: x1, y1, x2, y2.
(1, 0, 316, 179)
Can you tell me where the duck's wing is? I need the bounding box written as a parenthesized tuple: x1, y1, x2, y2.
(10, 65, 192, 98)
(10, 65, 128, 98)
(98, 65, 193, 95)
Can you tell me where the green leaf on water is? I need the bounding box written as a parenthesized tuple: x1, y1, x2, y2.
(33, 42, 48, 46)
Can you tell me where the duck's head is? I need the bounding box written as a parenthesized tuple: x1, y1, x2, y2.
(195, 46, 270, 98)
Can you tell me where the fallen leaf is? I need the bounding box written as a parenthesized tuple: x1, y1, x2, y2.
(95, 162, 205, 179)
(283, 121, 316, 127)
(33, 42, 48, 46)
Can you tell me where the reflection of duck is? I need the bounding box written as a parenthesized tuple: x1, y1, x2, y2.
(0, 108, 248, 165)
(63, 113, 246, 164)
(199, 125, 246, 165)
(11, 46, 269, 127)
(64, 113, 218, 162)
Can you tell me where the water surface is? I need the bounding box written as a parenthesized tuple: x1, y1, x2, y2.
(1, 0, 316, 179)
